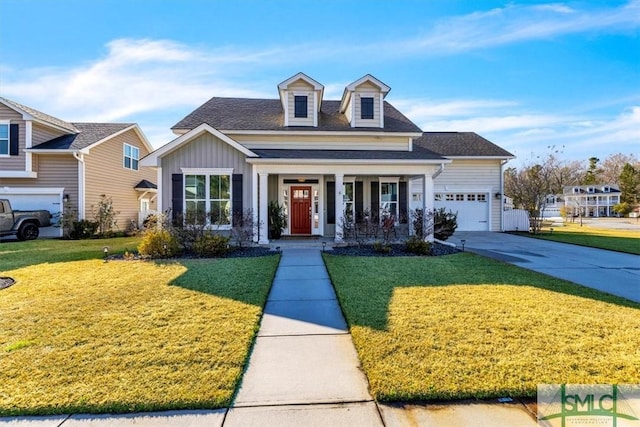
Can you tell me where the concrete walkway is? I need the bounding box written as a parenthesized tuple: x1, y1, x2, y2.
(226, 247, 383, 425)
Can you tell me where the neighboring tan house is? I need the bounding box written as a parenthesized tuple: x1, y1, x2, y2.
(0, 97, 157, 236)
(140, 73, 514, 243)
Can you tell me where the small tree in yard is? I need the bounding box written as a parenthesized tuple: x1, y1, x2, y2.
(93, 195, 119, 236)
(231, 209, 260, 247)
(504, 163, 553, 234)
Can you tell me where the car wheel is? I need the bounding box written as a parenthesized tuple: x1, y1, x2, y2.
(18, 223, 39, 241)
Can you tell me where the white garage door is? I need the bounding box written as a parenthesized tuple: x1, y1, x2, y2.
(435, 192, 489, 231)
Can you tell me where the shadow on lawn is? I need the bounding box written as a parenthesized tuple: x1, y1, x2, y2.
(168, 256, 280, 307)
(323, 252, 640, 331)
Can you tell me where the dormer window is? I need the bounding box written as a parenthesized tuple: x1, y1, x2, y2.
(361, 97, 374, 119)
(294, 95, 308, 118)
(602, 186, 611, 193)
(587, 187, 595, 193)
(572, 187, 580, 194)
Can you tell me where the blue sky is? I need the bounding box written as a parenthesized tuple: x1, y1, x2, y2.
(1, 0, 638, 165)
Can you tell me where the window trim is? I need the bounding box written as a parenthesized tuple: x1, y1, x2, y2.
(123, 143, 140, 170)
(379, 177, 399, 221)
(181, 168, 234, 230)
(294, 95, 308, 118)
(0, 121, 10, 157)
(360, 96, 374, 120)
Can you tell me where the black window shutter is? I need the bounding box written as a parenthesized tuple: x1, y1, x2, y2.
(355, 181, 363, 223)
(371, 181, 379, 222)
(399, 181, 408, 223)
(326, 181, 335, 225)
(171, 174, 183, 222)
(232, 174, 243, 225)
(9, 124, 19, 156)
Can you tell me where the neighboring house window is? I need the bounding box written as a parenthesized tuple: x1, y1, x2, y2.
(294, 95, 308, 118)
(0, 123, 8, 156)
(380, 181, 398, 219)
(184, 173, 231, 227)
(123, 144, 139, 170)
(361, 97, 374, 119)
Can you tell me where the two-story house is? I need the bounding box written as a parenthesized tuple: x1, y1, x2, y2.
(0, 97, 157, 236)
(141, 73, 514, 243)
(563, 185, 621, 217)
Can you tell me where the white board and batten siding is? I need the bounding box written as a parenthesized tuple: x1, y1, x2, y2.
(160, 132, 253, 213)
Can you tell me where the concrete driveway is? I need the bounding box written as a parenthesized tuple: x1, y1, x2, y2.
(449, 232, 640, 303)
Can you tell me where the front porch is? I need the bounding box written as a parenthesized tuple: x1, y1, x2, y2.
(250, 162, 445, 245)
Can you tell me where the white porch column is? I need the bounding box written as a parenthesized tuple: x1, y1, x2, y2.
(423, 173, 435, 242)
(252, 167, 259, 242)
(334, 173, 344, 243)
(258, 173, 269, 244)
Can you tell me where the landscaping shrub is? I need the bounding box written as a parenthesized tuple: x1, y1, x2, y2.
(373, 241, 392, 254)
(69, 220, 99, 239)
(138, 229, 181, 258)
(405, 235, 432, 255)
(192, 233, 231, 257)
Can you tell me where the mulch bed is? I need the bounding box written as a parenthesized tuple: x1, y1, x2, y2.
(330, 242, 460, 257)
(0, 277, 16, 290)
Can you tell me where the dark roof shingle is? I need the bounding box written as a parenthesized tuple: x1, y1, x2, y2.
(252, 145, 445, 161)
(0, 97, 78, 133)
(32, 123, 134, 150)
(414, 132, 514, 157)
(172, 98, 422, 133)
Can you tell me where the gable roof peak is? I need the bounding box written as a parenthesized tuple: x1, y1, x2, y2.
(277, 72, 324, 90)
(345, 74, 391, 93)
(0, 96, 79, 133)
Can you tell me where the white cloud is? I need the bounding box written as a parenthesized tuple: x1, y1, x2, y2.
(392, 1, 640, 55)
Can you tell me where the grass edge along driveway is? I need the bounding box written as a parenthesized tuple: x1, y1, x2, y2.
(526, 223, 640, 255)
(0, 247, 280, 416)
(323, 252, 640, 401)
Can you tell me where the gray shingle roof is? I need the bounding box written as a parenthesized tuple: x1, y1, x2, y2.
(0, 97, 79, 133)
(562, 185, 620, 194)
(135, 179, 157, 190)
(252, 146, 445, 161)
(172, 98, 422, 133)
(414, 132, 514, 157)
(32, 123, 134, 150)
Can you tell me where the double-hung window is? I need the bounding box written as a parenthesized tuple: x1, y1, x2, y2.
(123, 144, 139, 170)
(360, 97, 374, 120)
(184, 171, 232, 227)
(294, 95, 308, 118)
(343, 181, 355, 223)
(380, 181, 398, 220)
(0, 123, 9, 156)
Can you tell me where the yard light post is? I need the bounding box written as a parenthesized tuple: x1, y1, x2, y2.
(103, 246, 109, 262)
(322, 242, 326, 252)
(460, 239, 466, 252)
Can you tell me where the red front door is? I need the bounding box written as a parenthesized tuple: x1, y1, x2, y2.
(290, 186, 311, 234)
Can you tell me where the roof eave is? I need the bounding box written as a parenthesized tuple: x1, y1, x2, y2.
(247, 158, 451, 165)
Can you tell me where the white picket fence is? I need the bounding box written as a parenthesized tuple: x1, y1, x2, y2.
(503, 209, 530, 231)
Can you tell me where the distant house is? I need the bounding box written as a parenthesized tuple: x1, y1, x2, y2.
(0, 97, 157, 236)
(141, 72, 514, 243)
(562, 184, 621, 217)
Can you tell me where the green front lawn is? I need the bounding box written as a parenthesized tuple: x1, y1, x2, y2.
(323, 253, 640, 401)
(526, 223, 640, 254)
(0, 238, 279, 416)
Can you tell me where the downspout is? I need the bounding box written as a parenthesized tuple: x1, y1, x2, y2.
(500, 159, 510, 231)
(73, 151, 85, 220)
(432, 162, 445, 179)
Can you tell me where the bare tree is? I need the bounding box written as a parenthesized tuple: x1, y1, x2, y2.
(601, 153, 639, 184)
(504, 161, 554, 234)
